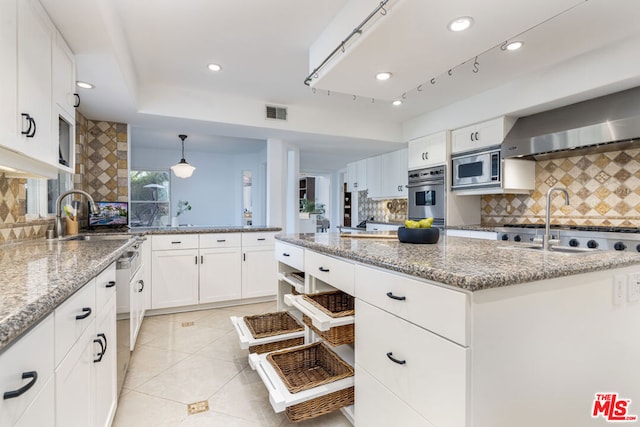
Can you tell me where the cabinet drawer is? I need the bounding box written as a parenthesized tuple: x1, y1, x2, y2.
(355, 300, 468, 427)
(275, 241, 304, 271)
(54, 280, 96, 366)
(356, 364, 433, 427)
(305, 250, 354, 295)
(152, 234, 198, 250)
(355, 265, 468, 345)
(199, 233, 241, 248)
(95, 263, 116, 314)
(0, 314, 54, 427)
(242, 232, 276, 247)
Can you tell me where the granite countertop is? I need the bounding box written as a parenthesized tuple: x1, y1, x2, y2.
(130, 225, 281, 234)
(0, 236, 137, 353)
(275, 233, 640, 292)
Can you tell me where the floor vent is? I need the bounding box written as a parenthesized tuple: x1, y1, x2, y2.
(266, 105, 287, 121)
(187, 400, 210, 415)
(181, 321, 195, 327)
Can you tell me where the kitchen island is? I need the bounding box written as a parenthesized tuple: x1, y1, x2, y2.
(274, 232, 640, 427)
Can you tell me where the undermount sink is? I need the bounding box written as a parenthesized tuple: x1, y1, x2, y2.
(61, 234, 132, 241)
(499, 245, 597, 255)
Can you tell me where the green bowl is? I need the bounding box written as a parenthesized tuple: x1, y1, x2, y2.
(397, 226, 440, 244)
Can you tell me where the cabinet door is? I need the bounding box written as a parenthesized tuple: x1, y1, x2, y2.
(55, 321, 95, 427)
(199, 247, 242, 303)
(14, 376, 55, 427)
(0, 0, 18, 151)
(366, 156, 382, 198)
(52, 33, 75, 117)
(381, 149, 408, 198)
(17, 0, 53, 163)
(151, 249, 199, 309)
(94, 297, 117, 427)
(408, 132, 447, 170)
(242, 246, 277, 298)
(356, 158, 367, 190)
(346, 162, 357, 192)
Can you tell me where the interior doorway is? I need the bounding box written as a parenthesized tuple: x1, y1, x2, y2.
(242, 170, 252, 226)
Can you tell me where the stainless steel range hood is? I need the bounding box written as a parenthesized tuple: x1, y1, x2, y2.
(502, 86, 640, 159)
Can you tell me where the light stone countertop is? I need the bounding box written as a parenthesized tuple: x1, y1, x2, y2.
(0, 226, 282, 353)
(275, 232, 640, 291)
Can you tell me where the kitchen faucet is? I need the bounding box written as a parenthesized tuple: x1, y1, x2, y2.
(541, 186, 570, 250)
(55, 190, 99, 238)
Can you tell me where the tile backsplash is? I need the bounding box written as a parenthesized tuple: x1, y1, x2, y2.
(0, 173, 52, 242)
(482, 147, 640, 227)
(358, 190, 408, 223)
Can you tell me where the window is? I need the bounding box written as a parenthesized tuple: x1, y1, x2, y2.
(26, 172, 73, 219)
(130, 170, 170, 227)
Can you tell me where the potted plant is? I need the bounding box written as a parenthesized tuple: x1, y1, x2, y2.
(171, 200, 191, 227)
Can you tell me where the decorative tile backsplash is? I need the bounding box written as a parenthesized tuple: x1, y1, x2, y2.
(0, 173, 52, 243)
(482, 147, 640, 227)
(358, 190, 408, 223)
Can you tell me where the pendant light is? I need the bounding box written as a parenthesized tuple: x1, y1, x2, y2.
(170, 134, 196, 178)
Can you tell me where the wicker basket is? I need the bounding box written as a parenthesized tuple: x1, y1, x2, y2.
(244, 311, 304, 339)
(302, 315, 354, 346)
(302, 290, 354, 318)
(290, 271, 305, 283)
(266, 342, 354, 394)
(285, 386, 354, 422)
(249, 337, 304, 354)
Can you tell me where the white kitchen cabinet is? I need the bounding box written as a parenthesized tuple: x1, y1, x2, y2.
(365, 156, 382, 198)
(151, 248, 199, 309)
(408, 131, 447, 170)
(54, 279, 97, 366)
(451, 116, 516, 154)
(0, 0, 18, 152)
(55, 319, 96, 427)
(346, 159, 367, 192)
(199, 234, 242, 303)
(241, 232, 277, 298)
(446, 229, 498, 240)
(0, 314, 54, 427)
(381, 148, 408, 198)
(17, 0, 54, 164)
(94, 296, 117, 427)
(52, 32, 76, 118)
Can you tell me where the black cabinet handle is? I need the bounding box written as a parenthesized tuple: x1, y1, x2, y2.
(137, 280, 144, 292)
(319, 267, 330, 272)
(93, 336, 105, 363)
(386, 292, 406, 301)
(98, 332, 107, 355)
(257, 238, 266, 241)
(76, 307, 92, 320)
(73, 93, 80, 108)
(282, 253, 290, 257)
(243, 253, 246, 261)
(171, 241, 181, 244)
(3, 371, 38, 399)
(200, 255, 203, 264)
(106, 280, 116, 288)
(195, 256, 198, 264)
(216, 239, 226, 243)
(470, 132, 474, 141)
(27, 117, 36, 138)
(475, 131, 479, 141)
(21, 113, 32, 136)
(386, 352, 406, 365)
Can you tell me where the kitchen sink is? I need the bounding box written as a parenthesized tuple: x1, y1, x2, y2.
(499, 245, 597, 255)
(61, 234, 133, 241)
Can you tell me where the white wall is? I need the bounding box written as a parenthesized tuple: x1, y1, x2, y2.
(131, 145, 266, 226)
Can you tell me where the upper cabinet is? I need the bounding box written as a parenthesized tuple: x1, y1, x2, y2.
(0, 0, 75, 176)
(451, 117, 516, 154)
(408, 131, 447, 170)
(381, 149, 407, 198)
(347, 159, 367, 192)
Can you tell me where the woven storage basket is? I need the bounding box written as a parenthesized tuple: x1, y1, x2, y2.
(285, 386, 354, 422)
(290, 271, 305, 283)
(249, 337, 304, 354)
(244, 311, 304, 339)
(266, 342, 354, 394)
(302, 290, 354, 318)
(302, 315, 354, 346)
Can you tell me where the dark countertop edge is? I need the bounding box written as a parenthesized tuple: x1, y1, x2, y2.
(274, 235, 640, 292)
(0, 238, 138, 354)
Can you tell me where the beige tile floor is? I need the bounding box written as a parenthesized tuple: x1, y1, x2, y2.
(113, 301, 352, 427)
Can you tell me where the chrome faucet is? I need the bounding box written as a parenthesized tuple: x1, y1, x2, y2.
(55, 190, 99, 238)
(541, 186, 570, 250)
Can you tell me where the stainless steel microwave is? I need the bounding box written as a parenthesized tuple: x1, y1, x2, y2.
(451, 147, 501, 190)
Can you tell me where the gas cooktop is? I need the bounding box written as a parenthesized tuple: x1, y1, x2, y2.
(500, 224, 640, 233)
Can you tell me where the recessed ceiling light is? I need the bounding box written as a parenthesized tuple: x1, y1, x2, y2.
(207, 63, 222, 72)
(448, 16, 473, 32)
(392, 100, 402, 106)
(76, 81, 94, 89)
(375, 72, 392, 81)
(505, 41, 524, 51)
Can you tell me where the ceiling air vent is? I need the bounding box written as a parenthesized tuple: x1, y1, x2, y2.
(265, 105, 287, 121)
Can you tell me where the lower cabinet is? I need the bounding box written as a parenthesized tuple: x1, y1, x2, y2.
(13, 376, 55, 427)
(151, 248, 199, 309)
(199, 246, 242, 303)
(94, 296, 117, 427)
(241, 245, 277, 298)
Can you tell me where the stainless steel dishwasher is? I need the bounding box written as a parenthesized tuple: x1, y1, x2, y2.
(115, 242, 142, 397)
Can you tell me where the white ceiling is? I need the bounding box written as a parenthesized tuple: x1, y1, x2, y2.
(39, 0, 640, 171)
